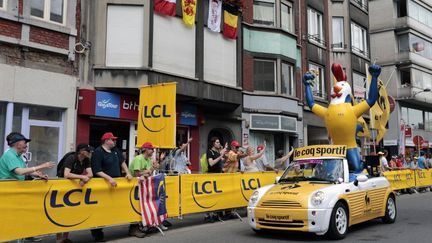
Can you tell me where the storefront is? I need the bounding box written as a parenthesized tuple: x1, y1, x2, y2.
(77, 89, 199, 168)
(242, 113, 299, 165)
(0, 102, 70, 177)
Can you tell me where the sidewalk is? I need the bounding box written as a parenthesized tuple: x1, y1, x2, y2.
(37, 210, 247, 243)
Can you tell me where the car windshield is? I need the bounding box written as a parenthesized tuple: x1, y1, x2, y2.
(279, 159, 344, 183)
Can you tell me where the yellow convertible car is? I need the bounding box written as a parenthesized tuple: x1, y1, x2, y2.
(247, 145, 396, 239)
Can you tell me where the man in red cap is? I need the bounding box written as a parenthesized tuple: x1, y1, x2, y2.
(223, 140, 247, 173)
(90, 132, 133, 242)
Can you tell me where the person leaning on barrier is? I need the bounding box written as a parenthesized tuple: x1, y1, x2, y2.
(56, 144, 94, 243)
(378, 151, 391, 173)
(173, 137, 193, 174)
(0, 132, 55, 181)
(90, 132, 133, 242)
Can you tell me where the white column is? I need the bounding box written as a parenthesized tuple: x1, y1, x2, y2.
(3, 102, 14, 152)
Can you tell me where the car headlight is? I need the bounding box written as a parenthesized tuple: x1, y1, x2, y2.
(311, 191, 325, 206)
(248, 191, 260, 207)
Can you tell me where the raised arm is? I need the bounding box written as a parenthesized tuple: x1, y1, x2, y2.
(366, 64, 381, 107)
(303, 72, 316, 109)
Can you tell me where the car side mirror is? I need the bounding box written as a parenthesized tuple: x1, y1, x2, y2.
(275, 176, 281, 184)
(354, 174, 368, 186)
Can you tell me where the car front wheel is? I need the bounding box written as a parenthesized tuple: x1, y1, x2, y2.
(327, 202, 348, 240)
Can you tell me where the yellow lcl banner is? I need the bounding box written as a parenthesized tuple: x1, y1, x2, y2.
(293, 145, 347, 160)
(137, 83, 176, 148)
(0, 177, 180, 242)
(180, 172, 282, 215)
(383, 170, 416, 190)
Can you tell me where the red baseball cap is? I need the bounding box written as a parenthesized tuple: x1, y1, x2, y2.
(141, 142, 155, 149)
(231, 140, 240, 147)
(101, 132, 118, 141)
(257, 144, 265, 151)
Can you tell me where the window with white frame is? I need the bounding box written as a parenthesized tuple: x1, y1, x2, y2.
(353, 72, 366, 101)
(351, 22, 368, 56)
(308, 62, 326, 99)
(308, 8, 324, 45)
(281, 1, 293, 32)
(253, 1, 294, 33)
(0, 0, 6, 10)
(402, 107, 424, 130)
(30, 0, 66, 25)
(254, 59, 276, 92)
(281, 61, 295, 96)
(332, 17, 344, 49)
(253, 0, 275, 26)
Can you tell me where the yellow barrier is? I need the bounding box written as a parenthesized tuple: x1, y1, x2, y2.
(0, 177, 180, 242)
(383, 169, 416, 190)
(3, 170, 431, 242)
(180, 172, 281, 215)
(414, 169, 432, 187)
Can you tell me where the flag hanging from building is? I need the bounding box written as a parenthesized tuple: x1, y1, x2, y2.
(182, 0, 197, 26)
(208, 0, 222, 32)
(138, 174, 168, 226)
(399, 120, 406, 155)
(137, 83, 176, 148)
(154, 0, 176, 16)
(223, 4, 239, 39)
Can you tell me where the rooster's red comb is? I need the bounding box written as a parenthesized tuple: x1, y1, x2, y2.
(331, 63, 347, 82)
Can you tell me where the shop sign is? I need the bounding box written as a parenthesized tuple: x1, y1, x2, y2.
(178, 104, 197, 126)
(250, 115, 279, 130)
(250, 114, 297, 132)
(93, 91, 138, 120)
(95, 91, 120, 118)
(281, 116, 297, 132)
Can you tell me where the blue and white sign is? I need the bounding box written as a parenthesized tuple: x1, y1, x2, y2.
(95, 91, 120, 118)
(179, 104, 197, 126)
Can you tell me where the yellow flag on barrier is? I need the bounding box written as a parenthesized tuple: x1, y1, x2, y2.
(137, 83, 176, 148)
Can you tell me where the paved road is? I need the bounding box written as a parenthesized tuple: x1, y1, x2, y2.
(38, 192, 432, 243)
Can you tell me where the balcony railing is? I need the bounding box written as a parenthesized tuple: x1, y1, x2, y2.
(352, 46, 369, 57)
(308, 34, 326, 46)
(351, 0, 368, 12)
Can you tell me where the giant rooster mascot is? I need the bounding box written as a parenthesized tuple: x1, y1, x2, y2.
(303, 64, 381, 178)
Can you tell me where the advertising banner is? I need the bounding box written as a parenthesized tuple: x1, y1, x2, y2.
(0, 177, 177, 242)
(180, 172, 281, 215)
(383, 169, 416, 190)
(293, 145, 347, 160)
(137, 83, 176, 148)
(414, 169, 432, 187)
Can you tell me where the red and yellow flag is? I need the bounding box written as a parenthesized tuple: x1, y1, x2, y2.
(182, 0, 196, 27)
(223, 4, 239, 39)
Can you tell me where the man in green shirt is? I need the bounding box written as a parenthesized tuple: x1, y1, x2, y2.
(0, 132, 55, 180)
(129, 142, 156, 178)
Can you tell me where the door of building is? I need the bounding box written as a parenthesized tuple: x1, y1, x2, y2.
(21, 108, 64, 178)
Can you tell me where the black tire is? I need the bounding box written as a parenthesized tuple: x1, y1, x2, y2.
(326, 202, 348, 240)
(252, 228, 264, 234)
(382, 195, 397, 224)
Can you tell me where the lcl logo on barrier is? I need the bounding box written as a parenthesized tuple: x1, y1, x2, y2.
(240, 178, 261, 202)
(140, 105, 171, 132)
(129, 185, 141, 216)
(192, 181, 223, 209)
(44, 187, 98, 227)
